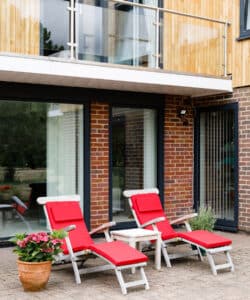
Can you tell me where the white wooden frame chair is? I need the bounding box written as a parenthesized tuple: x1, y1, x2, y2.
(37, 195, 149, 295)
(123, 188, 234, 275)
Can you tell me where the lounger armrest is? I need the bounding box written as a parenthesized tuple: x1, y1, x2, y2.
(141, 217, 166, 228)
(170, 213, 198, 225)
(63, 225, 76, 232)
(89, 221, 116, 235)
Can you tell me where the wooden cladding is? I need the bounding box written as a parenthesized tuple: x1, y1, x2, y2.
(231, 0, 250, 88)
(0, 0, 40, 55)
(163, 0, 250, 87)
(163, 14, 225, 77)
(163, 0, 232, 77)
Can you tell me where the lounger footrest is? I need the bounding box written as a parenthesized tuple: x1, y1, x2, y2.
(89, 241, 148, 266)
(178, 230, 232, 249)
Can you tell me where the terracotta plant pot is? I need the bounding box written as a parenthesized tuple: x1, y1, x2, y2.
(17, 259, 52, 291)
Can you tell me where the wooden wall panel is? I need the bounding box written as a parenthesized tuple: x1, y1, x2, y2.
(0, 0, 40, 56)
(163, 0, 232, 77)
(231, 0, 250, 87)
(163, 0, 250, 87)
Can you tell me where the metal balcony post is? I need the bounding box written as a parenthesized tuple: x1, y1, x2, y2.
(67, 0, 77, 60)
(223, 23, 228, 77)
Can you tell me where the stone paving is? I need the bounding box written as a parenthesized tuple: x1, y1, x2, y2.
(0, 231, 250, 300)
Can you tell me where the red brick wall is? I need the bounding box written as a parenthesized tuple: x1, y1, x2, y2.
(89, 89, 250, 232)
(90, 102, 109, 229)
(237, 88, 250, 232)
(125, 113, 144, 189)
(164, 96, 194, 219)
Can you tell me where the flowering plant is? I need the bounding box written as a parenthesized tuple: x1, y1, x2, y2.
(11, 231, 67, 262)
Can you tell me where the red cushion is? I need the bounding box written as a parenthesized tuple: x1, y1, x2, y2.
(178, 230, 232, 249)
(132, 193, 163, 212)
(131, 193, 177, 240)
(50, 202, 83, 222)
(90, 241, 148, 266)
(45, 201, 93, 254)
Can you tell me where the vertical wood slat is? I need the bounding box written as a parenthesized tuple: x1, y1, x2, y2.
(232, 0, 250, 87)
(0, 0, 40, 55)
(218, 112, 224, 218)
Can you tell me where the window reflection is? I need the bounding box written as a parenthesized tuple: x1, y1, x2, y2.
(111, 107, 157, 222)
(0, 101, 84, 237)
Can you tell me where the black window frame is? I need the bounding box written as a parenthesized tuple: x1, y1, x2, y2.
(108, 96, 164, 230)
(239, 0, 250, 40)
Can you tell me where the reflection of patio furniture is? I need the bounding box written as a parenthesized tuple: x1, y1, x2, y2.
(0, 185, 11, 203)
(10, 196, 32, 231)
(0, 204, 14, 226)
(0, 185, 11, 192)
(37, 195, 149, 295)
(9, 182, 47, 230)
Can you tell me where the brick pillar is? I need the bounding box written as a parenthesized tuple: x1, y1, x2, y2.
(90, 102, 109, 229)
(164, 96, 194, 219)
(237, 87, 250, 231)
(125, 113, 143, 189)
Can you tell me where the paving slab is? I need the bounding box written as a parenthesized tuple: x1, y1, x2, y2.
(0, 231, 249, 300)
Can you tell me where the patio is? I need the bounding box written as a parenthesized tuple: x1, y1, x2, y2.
(0, 231, 249, 300)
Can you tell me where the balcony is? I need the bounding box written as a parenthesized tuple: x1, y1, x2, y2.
(0, 0, 232, 97)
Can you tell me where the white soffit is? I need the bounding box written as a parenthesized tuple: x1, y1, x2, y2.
(0, 55, 232, 97)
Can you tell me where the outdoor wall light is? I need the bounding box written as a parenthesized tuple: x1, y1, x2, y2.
(177, 108, 189, 126)
(179, 109, 187, 116)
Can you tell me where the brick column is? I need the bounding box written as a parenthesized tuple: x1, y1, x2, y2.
(237, 87, 250, 231)
(164, 96, 194, 219)
(90, 102, 109, 229)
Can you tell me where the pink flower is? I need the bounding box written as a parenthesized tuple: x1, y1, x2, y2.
(51, 239, 61, 245)
(32, 236, 38, 242)
(17, 240, 26, 248)
(37, 232, 49, 242)
(13, 230, 65, 262)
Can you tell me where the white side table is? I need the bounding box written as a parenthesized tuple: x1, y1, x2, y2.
(111, 228, 161, 271)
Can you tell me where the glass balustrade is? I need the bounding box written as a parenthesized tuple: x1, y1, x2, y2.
(0, 0, 230, 76)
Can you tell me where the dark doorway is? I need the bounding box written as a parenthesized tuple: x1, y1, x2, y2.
(195, 104, 238, 231)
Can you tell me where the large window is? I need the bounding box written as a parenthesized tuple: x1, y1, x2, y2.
(0, 101, 83, 238)
(240, 0, 250, 39)
(111, 107, 157, 222)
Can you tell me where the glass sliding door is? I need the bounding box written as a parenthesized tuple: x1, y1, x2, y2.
(111, 107, 157, 222)
(0, 101, 84, 238)
(47, 104, 83, 198)
(196, 104, 238, 230)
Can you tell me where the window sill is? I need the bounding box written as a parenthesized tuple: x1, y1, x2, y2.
(237, 32, 250, 41)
